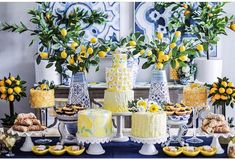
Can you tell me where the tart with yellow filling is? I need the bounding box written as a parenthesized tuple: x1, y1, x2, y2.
(163, 146, 182, 157)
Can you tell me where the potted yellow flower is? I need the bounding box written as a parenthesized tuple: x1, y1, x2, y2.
(128, 98, 160, 113)
(0, 74, 27, 130)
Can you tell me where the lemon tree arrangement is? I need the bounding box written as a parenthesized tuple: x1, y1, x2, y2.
(206, 77, 235, 112)
(0, 74, 27, 127)
(128, 98, 161, 113)
(0, 2, 108, 75)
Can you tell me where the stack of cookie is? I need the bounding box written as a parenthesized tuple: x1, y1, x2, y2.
(163, 103, 192, 116)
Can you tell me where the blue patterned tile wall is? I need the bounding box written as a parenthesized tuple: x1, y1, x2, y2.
(134, 2, 217, 57)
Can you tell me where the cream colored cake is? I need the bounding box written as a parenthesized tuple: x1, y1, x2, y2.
(77, 109, 112, 138)
(131, 111, 167, 138)
(30, 89, 55, 108)
(103, 51, 134, 112)
(183, 83, 207, 107)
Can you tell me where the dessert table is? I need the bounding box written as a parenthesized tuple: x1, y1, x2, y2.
(0, 136, 228, 158)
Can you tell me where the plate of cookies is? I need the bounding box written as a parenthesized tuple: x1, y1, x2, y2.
(55, 104, 86, 120)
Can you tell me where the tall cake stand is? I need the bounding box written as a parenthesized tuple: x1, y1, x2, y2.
(77, 136, 112, 155)
(112, 112, 131, 142)
(130, 135, 168, 155)
(8, 128, 46, 152)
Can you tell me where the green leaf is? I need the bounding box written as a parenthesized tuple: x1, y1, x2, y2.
(142, 62, 152, 69)
(36, 55, 41, 65)
(46, 63, 53, 68)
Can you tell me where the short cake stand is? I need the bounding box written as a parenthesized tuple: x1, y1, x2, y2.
(77, 135, 112, 155)
(130, 135, 168, 155)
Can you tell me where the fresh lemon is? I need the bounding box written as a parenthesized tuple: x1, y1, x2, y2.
(180, 46, 186, 52)
(39, 52, 48, 59)
(0, 80, 4, 86)
(60, 28, 67, 37)
(221, 95, 228, 100)
(80, 45, 86, 53)
(196, 44, 204, 52)
(5, 79, 12, 86)
(90, 37, 97, 44)
(60, 50, 67, 59)
(230, 23, 235, 31)
(10, 76, 15, 81)
(175, 31, 181, 38)
(69, 57, 75, 65)
(226, 88, 233, 95)
(129, 40, 136, 46)
(175, 59, 180, 68)
(0, 94, 7, 100)
(98, 51, 106, 58)
(8, 95, 14, 102)
(212, 82, 217, 88)
(163, 55, 169, 62)
(106, 47, 111, 52)
(71, 42, 78, 50)
(182, 4, 188, 9)
(7, 88, 13, 94)
(211, 97, 216, 102)
(157, 32, 163, 40)
(87, 47, 94, 54)
(14, 87, 21, 94)
(147, 50, 153, 57)
(46, 13, 51, 20)
(208, 13, 213, 17)
(179, 55, 188, 61)
(0, 86, 6, 93)
(210, 88, 217, 94)
(214, 94, 221, 100)
(156, 62, 164, 70)
(184, 10, 190, 16)
(168, 51, 173, 57)
(221, 81, 227, 87)
(228, 82, 233, 87)
(16, 80, 20, 85)
(170, 43, 176, 49)
(77, 55, 83, 62)
(140, 49, 145, 55)
(219, 87, 225, 94)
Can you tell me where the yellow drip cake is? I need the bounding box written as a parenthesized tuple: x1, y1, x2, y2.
(183, 83, 207, 107)
(77, 109, 112, 138)
(30, 89, 55, 108)
(131, 111, 167, 138)
(103, 51, 134, 112)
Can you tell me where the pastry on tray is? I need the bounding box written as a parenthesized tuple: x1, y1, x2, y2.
(201, 113, 230, 134)
(55, 104, 86, 116)
(163, 146, 182, 157)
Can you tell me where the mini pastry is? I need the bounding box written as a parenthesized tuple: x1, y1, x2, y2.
(17, 113, 36, 119)
(163, 146, 182, 157)
(36, 145, 47, 151)
(175, 111, 187, 116)
(200, 146, 216, 157)
(54, 145, 63, 151)
(12, 125, 28, 132)
(14, 118, 33, 126)
(166, 111, 175, 115)
(182, 146, 200, 157)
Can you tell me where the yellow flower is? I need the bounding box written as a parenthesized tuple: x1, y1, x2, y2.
(40, 84, 48, 90)
(87, 47, 94, 54)
(7, 88, 13, 94)
(98, 51, 106, 58)
(16, 80, 20, 85)
(170, 43, 176, 49)
(140, 49, 145, 55)
(0, 94, 7, 100)
(5, 79, 12, 86)
(8, 95, 14, 102)
(219, 87, 225, 94)
(149, 104, 159, 113)
(14, 87, 21, 94)
(179, 55, 188, 61)
(0, 80, 4, 86)
(175, 31, 181, 38)
(69, 57, 75, 65)
(221, 81, 227, 87)
(179, 45, 186, 52)
(10, 76, 15, 81)
(60, 28, 67, 37)
(158, 51, 164, 58)
(90, 37, 97, 44)
(156, 32, 163, 40)
(71, 42, 78, 50)
(228, 82, 233, 87)
(129, 40, 136, 47)
(196, 44, 204, 52)
(137, 100, 148, 109)
(147, 50, 152, 57)
(156, 62, 163, 70)
(226, 88, 233, 95)
(39, 52, 48, 59)
(0, 86, 6, 93)
(60, 50, 67, 59)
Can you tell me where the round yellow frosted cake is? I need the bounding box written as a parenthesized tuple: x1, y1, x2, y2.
(131, 111, 167, 138)
(183, 83, 207, 107)
(30, 89, 55, 108)
(77, 109, 112, 138)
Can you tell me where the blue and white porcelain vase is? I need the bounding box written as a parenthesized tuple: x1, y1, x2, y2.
(127, 57, 139, 85)
(148, 69, 170, 105)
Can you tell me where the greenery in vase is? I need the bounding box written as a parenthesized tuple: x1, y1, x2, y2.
(206, 77, 235, 108)
(141, 31, 200, 70)
(0, 74, 27, 126)
(155, 2, 235, 60)
(33, 79, 55, 90)
(0, 2, 109, 74)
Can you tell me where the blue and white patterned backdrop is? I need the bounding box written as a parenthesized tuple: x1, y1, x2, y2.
(134, 2, 217, 57)
(50, 2, 120, 41)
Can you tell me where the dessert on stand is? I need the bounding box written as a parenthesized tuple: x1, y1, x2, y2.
(76, 109, 113, 155)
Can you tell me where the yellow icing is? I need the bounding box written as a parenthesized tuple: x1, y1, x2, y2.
(30, 89, 55, 108)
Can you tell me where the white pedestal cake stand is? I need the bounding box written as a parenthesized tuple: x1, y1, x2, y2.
(77, 136, 111, 155)
(130, 135, 168, 155)
(112, 112, 132, 142)
(8, 128, 46, 152)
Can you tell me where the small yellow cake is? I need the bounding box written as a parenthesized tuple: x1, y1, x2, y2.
(30, 89, 55, 108)
(183, 83, 207, 107)
(77, 109, 112, 138)
(131, 111, 167, 138)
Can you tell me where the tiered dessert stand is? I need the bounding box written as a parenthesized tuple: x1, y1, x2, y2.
(130, 135, 168, 155)
(77, 136, 112, 155)
(112, 112, 132, 142)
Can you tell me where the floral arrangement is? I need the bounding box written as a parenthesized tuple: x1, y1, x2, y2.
(33, 80, 55, 90)
(128, 98, 161, 113)
(0, 2, 108, 74)
(206, 77, 235, 108)
(155, 2, 234, 60)
(0, 74, 27, 126)
(141, 31, 200, 70)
